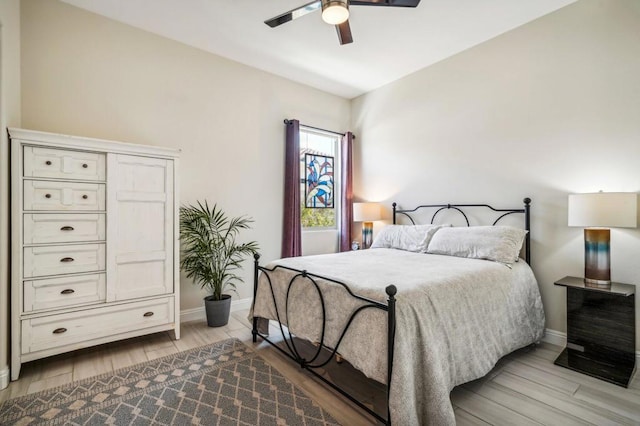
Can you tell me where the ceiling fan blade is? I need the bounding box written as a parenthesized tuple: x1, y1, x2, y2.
(349, 0, 421, 7)
(336, 20, 353, 45)
(264, 0, 322, 28)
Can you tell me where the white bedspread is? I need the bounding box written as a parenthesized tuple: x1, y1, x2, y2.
(251, 248, 545, 425)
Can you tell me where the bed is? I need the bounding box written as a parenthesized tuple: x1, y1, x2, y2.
(251, 199, 545, 425)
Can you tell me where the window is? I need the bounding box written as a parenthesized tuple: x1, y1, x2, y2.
(299, 127, 340, 229)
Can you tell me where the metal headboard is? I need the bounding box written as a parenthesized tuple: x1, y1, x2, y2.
(392, 197, 532, 264)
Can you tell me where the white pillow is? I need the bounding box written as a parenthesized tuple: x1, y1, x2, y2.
(371, 224, 445, 252)
(426, 226, 527, 264)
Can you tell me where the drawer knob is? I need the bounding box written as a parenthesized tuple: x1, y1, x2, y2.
(45, 194, 51, 199)
(53, 328, 67, 334)
(82, 195, 88, 199)
(45, 160, 52, 165)
(82, 163, 88, 168)
(60, 289, 75, 295)
(60, 257, 74, 263)
(60, 226, 75, 231)
(143, 311, 154, 317)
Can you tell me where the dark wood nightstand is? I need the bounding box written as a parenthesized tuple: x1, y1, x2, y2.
(554, 276, 636, 387)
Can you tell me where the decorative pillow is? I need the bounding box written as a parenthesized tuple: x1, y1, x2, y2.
(426, 226, 527, 264)
(371, 224, 445, 252)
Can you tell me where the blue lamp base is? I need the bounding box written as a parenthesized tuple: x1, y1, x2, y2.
(584, 228, 611, 286)
(362, 221, 373, 249)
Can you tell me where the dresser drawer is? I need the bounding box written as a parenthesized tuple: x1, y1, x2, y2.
(22, 297, 174, 354)
(23, 146, 105, 181)
(23, 244, 105, 278)
(23, 180, 105, 211)
(24, 214, 106, 245)
(23, 274, 106, 313)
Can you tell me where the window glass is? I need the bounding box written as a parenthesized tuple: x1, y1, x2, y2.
(299, 128, 340, 229)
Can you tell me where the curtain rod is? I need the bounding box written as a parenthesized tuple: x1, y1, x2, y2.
(284, 119, 355, 139)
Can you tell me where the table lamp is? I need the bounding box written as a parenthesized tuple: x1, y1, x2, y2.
(568, 192, 637, 286)
(353, 202, 381, 249)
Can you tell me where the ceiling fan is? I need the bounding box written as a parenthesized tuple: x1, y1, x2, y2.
(264, 0, 421, 45)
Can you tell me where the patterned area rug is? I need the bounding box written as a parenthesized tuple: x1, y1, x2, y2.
(0, 338, 339, 425)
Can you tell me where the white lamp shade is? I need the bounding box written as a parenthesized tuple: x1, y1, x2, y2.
(568, 192, 637, 228)
(353, 202, 381, 222)
(321, 0, 349, 25)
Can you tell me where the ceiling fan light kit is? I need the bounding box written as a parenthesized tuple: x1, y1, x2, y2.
(264, 0, 421, 45)
(321, 0, 349, 25)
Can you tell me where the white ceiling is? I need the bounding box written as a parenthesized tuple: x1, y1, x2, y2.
(61, 0, 576, 99)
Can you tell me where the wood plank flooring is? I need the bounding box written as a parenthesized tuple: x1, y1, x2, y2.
(1, 309, 638, 425)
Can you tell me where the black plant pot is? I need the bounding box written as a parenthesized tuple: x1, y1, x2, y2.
(204, 294, 232, 327)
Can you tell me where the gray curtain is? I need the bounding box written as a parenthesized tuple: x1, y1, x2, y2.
(339, 132, 354, 252)
(281, 119, 302, 258)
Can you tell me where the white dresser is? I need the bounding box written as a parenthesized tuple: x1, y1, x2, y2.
(9, 128, 180, 381)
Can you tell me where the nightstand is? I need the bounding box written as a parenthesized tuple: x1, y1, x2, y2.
(554, 276, 636, 387)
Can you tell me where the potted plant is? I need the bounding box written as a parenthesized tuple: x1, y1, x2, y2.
(179, 201, 259, 327)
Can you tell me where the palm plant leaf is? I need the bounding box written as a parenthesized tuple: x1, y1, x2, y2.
(180, 202, 259, 300)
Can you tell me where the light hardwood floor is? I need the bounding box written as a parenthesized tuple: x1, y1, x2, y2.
(1, 310, 639, 425)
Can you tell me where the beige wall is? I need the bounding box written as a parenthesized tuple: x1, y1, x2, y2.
(20, 0, 351, 309)
(0, 0, 21, 388)
(302, 230, 339, 256)
(352, 0, 640, 345)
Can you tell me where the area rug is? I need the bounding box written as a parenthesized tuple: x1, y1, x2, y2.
(0, 338, 340, 425)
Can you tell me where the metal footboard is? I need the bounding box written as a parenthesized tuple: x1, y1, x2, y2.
(251, 253, 396, 425)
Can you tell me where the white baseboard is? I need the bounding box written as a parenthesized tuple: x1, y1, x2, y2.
(180, 297, 252, 324)
(542, 328, 640, 364)
(541, 328, 567, 348)
(0, 366, 9, 390)
(230, 297, 253, 312)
